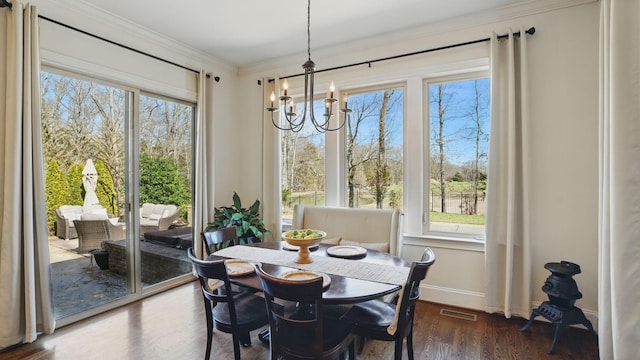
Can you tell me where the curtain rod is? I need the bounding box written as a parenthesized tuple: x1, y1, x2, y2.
(38, 15, 215, 80)
(273, 26, 535, 81)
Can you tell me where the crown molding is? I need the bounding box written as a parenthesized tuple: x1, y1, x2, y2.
(38, 0, 236, 75)
(240, 0, 598, 77)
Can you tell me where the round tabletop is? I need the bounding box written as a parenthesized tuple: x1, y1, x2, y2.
(208, 241, 409, 304)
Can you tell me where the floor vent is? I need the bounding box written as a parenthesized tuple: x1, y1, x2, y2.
(440, 308, 477, 321)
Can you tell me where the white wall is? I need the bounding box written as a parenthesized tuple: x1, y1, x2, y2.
(239, 0, 601, 325)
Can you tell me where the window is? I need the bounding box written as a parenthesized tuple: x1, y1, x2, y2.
(424, 75, 489, 238)
(281, 99, 326, 221)
(344, 86, 404, 210)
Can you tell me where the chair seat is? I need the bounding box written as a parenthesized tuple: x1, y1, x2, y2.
(213, 291, 268, 332)
(341, 299, 412, 341)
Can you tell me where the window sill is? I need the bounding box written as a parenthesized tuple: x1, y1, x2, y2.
(401, 233, 485, 252)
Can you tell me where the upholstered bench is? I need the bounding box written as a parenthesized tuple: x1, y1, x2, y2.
(291, 205, 402, 256)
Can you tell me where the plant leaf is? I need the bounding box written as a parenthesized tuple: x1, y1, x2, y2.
(232, 192, 242, 210)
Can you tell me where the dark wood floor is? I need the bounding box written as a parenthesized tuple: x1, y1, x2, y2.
(1, 281, 599, 359)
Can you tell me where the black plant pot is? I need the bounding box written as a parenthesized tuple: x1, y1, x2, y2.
(92, 250, 109, 270)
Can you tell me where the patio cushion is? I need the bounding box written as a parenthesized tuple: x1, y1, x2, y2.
(59, 205, 83, 221)
(81, 213, 108, 220)
(141, 203, 154, 218)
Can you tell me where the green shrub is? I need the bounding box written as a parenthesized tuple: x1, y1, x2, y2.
(94, 159, 118, 216)
(67, 163, 84, 206)
(45, 159, 70, 233)
(139, 154, 191, 215)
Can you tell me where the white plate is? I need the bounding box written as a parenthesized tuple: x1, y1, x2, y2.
(326, 245, 367, 258)
(225, 259, 260, 277)
(279, 270, 331, 288)
(281, 241, 320, 251)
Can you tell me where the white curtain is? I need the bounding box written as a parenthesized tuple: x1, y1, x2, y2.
(261, 77, 282, 241)
(484, 28, 532, 319)
(192, 71, 215, 258)
(598, 1, 640, 358)
(0, 1, 55, 349)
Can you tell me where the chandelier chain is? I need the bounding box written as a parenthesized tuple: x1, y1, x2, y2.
(307, 0, 311, 61)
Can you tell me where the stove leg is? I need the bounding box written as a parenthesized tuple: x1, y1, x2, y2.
(549, 324, 564, 354)
(520, 310, 539, 331)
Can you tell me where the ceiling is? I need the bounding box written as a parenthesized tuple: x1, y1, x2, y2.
(81, 0, 530, 67)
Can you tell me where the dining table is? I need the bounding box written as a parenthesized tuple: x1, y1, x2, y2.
(206, 241, 410, 305)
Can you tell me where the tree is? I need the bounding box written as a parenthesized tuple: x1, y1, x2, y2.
(467, 80, 489, 214)
(139, 154, 191, 210)
(346, 89, 402, 209)
(45, 159, 70, 233)
(431, 84, 453, 213)
(375, 90, 391, 209)
(346, 96, 377, 207)
(280, 103, 325, 202)
(67, 163, 84, 206)
(94, 159, 118, 217)
(91, 86, 126, 212)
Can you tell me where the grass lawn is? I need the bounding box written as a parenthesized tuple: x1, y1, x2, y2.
(430, 211, 485, 225)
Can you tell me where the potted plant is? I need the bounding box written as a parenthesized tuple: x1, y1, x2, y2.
(206, 192, 270, 244)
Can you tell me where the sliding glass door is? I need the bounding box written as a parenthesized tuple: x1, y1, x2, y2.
(42, 69, 194, 319)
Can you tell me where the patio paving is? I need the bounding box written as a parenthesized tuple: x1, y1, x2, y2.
(49, 237, 128, 318)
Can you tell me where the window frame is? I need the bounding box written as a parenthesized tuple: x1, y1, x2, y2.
(422, 70, 490, 242)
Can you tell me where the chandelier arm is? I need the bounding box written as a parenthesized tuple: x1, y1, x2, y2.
(282, 101, 305, 129)
(273, 110, 305, 132)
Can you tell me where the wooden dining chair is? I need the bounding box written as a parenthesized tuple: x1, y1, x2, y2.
(201, 226, 238, 256)
(254, 264, 356, 360)
(187, 248, 268, 360)
(340, 247, 436, 360)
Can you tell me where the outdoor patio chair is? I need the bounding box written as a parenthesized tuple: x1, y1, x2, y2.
(55, 205, 83, 239)
(74, 219, 111, 253)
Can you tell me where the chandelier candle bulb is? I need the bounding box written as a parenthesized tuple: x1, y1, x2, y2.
(330, 82, 335, 98)
(270, 92, 275, 107)
(283, 80, 288, 96)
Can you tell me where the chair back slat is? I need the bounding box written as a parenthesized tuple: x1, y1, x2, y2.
(201, 226, 238, 255)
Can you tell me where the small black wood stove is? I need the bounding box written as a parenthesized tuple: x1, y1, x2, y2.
(520, 261, 594, 354)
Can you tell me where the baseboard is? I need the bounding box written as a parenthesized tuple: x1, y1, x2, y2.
(419, 283, 485, 311)
(419, 286, 599, 333)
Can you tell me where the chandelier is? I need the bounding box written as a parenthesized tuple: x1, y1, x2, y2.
(267, 0, 350, 133)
